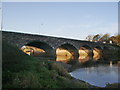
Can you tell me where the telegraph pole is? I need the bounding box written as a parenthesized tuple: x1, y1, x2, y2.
(0, 1, 2, 90)
(0, 1, 3, 31)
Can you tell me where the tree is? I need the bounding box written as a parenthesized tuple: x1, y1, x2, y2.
(92, 34, 101, 42)
(85, 35, 93, 41)
(99, 33, 110, 41)
(109, 34, 120, 46)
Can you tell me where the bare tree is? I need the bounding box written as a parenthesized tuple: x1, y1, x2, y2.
(85, 35, 93, 41)
(92, 34, 101, 42)
(99, 33, 110, 41)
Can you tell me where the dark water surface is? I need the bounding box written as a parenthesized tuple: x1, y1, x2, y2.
(69, 63, 120, 87)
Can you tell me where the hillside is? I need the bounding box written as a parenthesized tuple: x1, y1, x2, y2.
(2, 41, 92, 88)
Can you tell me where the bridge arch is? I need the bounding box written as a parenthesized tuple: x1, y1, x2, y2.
(103, 46, 109, 50)
(56, 43, 79, 63)
(79, 45, 93, 55)
(78, 45, 93, 63)
(94, 46, 103, 50)
(93, 46, 103, 61)
(21, 41, 55, 57)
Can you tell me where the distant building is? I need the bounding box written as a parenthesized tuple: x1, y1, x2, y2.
(103, 41, 106, 43)
(109, 40, 113, 44)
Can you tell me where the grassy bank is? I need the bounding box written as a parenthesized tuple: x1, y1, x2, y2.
(105, 83, 120, 88)
(102, 45, 120, 61)
(2, 41, 92, 88)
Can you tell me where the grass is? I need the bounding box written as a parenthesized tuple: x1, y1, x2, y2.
(105, 83, 120, 88)
(2, 40, 92, 88)
(102, 45, 120, 61)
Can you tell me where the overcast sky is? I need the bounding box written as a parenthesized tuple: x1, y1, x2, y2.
(0, 2, 118, 40)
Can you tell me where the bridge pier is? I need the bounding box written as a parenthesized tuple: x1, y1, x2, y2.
(88, 50, 94, 61)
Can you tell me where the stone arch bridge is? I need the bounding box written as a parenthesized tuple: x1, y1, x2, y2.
(2, 31, 114, 62)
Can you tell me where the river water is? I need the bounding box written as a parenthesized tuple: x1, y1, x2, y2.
(55, 51, 120, 87)
(69, 63, 120, 87)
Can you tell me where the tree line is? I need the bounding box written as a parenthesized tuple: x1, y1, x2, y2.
(85, 33, 120, 46)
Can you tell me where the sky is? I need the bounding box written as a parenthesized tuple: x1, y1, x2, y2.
(0, 2, 118, 40)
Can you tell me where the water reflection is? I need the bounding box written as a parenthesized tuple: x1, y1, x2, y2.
(78, 49, 90, 63)
(21, 46, 102, 63)
(78, 55, 90, 63)
(56, 55, 74, 63)
(93, 48, 101, 61)
(56, 48, 102, 63)
(70, 63, 119, 87)
(56, 48, 74, 63)
(21, 45, 45, 56)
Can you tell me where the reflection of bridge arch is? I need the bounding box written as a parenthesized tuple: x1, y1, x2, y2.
(79, 45, 93, 56)
(57, 43, 78, 56)
(24, 41, 55, 57)
(79, 45, 93, 63)
(56, 43, 79, 63)
(93, 46, 103, 61)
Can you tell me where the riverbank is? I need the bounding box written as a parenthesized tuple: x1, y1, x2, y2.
(2, 40, 119, 88)
(102, 45, 120, 61)
(2, 41, 94, 88)
(56, 60, 120, 88)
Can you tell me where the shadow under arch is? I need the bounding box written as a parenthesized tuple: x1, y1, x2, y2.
(56, 43, 79, 64)
(93, 46, 103, 61)
(103, 46, 109, 50)
(80, 45, 93, 55)
(24, 41, 55, 57)
(79, 45, 93, 63)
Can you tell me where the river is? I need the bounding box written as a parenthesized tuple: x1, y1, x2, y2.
(69, 62, 120, 87)
(55, 50, 120, 87)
